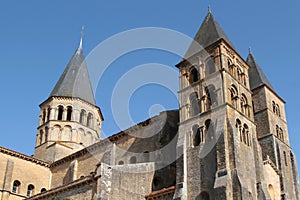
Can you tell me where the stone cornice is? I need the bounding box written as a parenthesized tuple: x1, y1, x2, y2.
(28, 175, 96, 200)
(0, 146, 49, 167)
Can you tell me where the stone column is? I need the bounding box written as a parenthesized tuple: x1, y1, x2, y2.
(62, 108, 68, 121)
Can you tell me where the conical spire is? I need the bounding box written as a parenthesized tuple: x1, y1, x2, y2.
(246, 51, 274, 91)
(50, 38, 96, 105)
(185, 10, 235, 58)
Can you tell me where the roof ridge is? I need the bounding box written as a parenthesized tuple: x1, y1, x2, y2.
(0, 146, 50, 167)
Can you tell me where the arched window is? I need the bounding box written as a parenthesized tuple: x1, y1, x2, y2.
(47, 107, 51, 121)
(130, 156, 137, 164)
(27, 184, 35, 197)
(189, 92, 199, 116)
(87, 113, 93, 127)
(66, 106, 72, 121)
(39, 130, 44, 145)
(57, 106, 64, 120)
(45, 127, 49, 142)
(235, 119, 242, 141)
(118, 160, 124, 165)
(240, 94, 248, 116)
(272, 101, 276, 113)
(276, 125, 281, 139)
(205, 119, 214, 141)
(276, 125, 279, 135)
(268, 184, 275, 200)
(237, 68, 243, 82)
(41, 188, 47, 193)
(79, 109, 86, 124)
(278, 127, 284, 141)
(230, 85, 238, 108)
(276, 104, 281, 117)
(242, 124, 250, 146)
(42, 110, 46, 123)
(290, 152, 295, 165)
(283, 151, 288, 166)
(227, 59, 232, 71)
(192, 124, 200, 147)
(190, 67, 199, 83)
(205, 85, 217, 109)
(204, 87, 212, 111)
(12, 180, 21, 193)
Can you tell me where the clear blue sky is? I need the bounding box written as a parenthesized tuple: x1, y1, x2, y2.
(0, 0, 299, 168)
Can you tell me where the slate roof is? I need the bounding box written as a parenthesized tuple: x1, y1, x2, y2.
(246, 52, 274, 91)
(50, 39, 96, 105)
(185, 11, 235, 58)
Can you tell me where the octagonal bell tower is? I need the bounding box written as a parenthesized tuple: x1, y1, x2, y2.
(34, 38, 103, 162)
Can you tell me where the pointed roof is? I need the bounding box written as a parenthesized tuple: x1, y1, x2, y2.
(246, 51, 274, 91)
(50, 39, 96, 105)
(185, 11, 235, 58)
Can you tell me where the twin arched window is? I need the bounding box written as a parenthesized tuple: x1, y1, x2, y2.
(80, 109, 93, 128)
(57, 105, 72, 121)
(189, 85, 217, 118)
(272, 101, 281, 117)
(229, 85, 250, 117)
(276, 125, 284, 141)
(192, 119, 213, 147)
(187, 57, 216, 86)
(236, 119, 251, 146)
(227, 59, 247, 87)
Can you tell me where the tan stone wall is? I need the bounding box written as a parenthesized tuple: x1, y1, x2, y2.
(263, 163, 281, 200)
(0, 152, 50, 200)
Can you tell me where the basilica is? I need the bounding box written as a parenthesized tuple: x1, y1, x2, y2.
(0, 10, 299, 200)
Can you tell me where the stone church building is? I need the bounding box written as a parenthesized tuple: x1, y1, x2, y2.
(0, 10, 299, 200)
